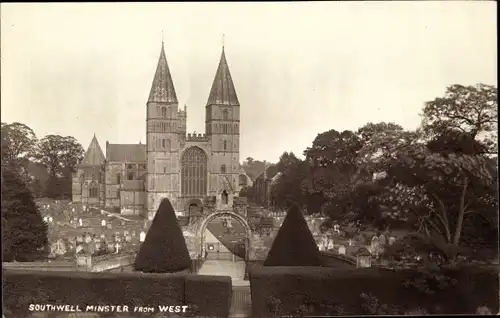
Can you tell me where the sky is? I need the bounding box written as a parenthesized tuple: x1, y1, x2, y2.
(1, 2, 497, 163)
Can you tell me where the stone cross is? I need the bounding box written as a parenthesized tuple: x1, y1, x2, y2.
(139, 231, 146, 242)
(114, 242, 121, 254)
(78, 218, 83, 227)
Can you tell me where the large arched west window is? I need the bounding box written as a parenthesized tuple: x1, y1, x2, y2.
(181, 147, 208, 197)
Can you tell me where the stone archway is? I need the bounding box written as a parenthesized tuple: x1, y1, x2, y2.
(197, 211, 252, 262)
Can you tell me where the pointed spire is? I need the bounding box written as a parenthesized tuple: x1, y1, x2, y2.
(148, 42, 178, 104)
(81, 135, 105, 166)
(206, 46, 240, 107)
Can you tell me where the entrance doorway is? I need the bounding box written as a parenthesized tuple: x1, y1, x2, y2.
(197, 211, 251, 280)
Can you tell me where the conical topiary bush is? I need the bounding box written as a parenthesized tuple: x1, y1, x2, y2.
(134, 198, 191, 273)
(264, 205, 322, 266)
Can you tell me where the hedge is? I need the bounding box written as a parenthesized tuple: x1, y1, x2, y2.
(3, 269, 232, 318)
(134, 199, 191, 273)
(249, 266, 499, 317)
(184, 275, 232, 318)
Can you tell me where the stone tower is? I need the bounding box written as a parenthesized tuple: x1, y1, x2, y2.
(146, 42, 181, 219)
(205, 46, 240, 205)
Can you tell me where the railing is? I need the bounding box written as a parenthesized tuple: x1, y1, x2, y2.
(231, 285, 252, 317)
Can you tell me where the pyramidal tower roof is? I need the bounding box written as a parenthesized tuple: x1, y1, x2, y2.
(80, 134, 105, 166)
(206, 47, 240, 107)
(148, 42, 178, 104)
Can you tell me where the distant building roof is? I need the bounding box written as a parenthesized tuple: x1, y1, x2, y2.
(106, 144, 146, 162)
(80, 135, 105, 167)
(255, 164, 279, 181)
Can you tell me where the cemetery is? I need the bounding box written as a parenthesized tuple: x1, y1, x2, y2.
(3, 198, 499, 317)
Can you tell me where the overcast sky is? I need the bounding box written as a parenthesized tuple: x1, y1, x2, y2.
(1, 2, 496, 163)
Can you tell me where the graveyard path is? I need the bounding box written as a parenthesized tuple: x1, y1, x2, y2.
(198, 260, 246, 280)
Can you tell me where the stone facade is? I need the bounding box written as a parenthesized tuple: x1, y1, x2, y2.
(72, 43, 253, 218)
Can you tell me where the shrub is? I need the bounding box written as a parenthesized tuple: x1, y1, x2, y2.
(1, 165, 48, 262)
(264, 205, 322, 266)
(249, 266, 499, 316)
(3, 270, 233, 318)
(184, 275, 232, 318)
(134, 199, 191, 273)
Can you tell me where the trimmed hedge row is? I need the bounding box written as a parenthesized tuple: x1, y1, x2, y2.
(249, 266, 499, 317)
(185, 275, 232, 317)
(3, 269, 231, 318)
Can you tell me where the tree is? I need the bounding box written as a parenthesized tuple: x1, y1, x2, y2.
(1, 163, 48, 261)
(271, 152, 309, 211)
(302, 129, 363, 216)
(37, 135, 84, 198)
(134, 198, 191, 273)
(1, 122, 38, 167)
(421, 84, 498, 153)
(264, 205, 322, 266)
(356, 127, 495, 265)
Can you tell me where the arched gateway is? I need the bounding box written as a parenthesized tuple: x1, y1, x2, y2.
(197, 211, 252, 261)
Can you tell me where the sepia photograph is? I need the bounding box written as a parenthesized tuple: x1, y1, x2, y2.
(1, 2, 498, 317)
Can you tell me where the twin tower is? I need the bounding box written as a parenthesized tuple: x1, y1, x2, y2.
(145, 42, 242, 219)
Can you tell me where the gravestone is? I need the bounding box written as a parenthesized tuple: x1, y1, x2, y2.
(123, 230, 129, 237)
(107, 242, 115, 252)
(379, 234, 387, 246)
(87, 242, 96, 255)
(76, 235, 83, 243)
(43, 216, 48, 222)
(327, 238, 334, 251)
(95, 242, 101, 251)
(72, 208, 75, 213)
(338, 245, 346, 255)
(78, 218, 83, 227)
(125, 235, 132, 243)
(100, 234, 106, 240)
(101, 219, 106, 227)
(388, 236, 396, 246)
(84, 234, 92, 244)
(370, 236, 380, 257)
(131, 230, 136, 238)
(75, 244, 84, 254)
(348, 238, 353, 246)
(139, 231, 146, 242)
(107, 223, 112, 229)
(48, 216, 53, 223)
(47, 204, 50, 209)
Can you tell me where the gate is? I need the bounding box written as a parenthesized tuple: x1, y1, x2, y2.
(230, 285, 252, 317)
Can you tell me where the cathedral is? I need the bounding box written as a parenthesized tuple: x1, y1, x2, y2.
(72, 42, 252, 220)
